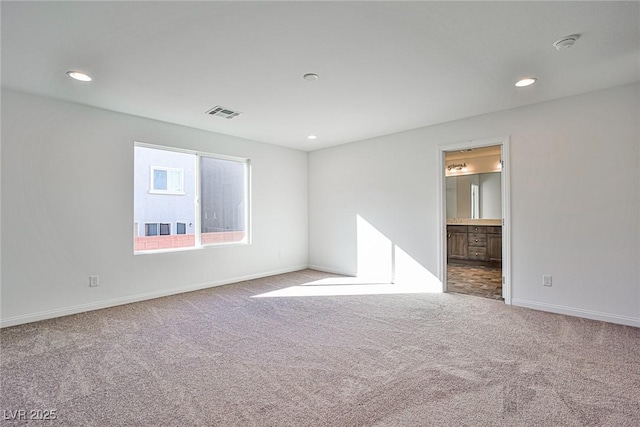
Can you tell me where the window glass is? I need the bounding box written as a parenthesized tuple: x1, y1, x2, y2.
(150, 167, 184, 194)
(177, 222, 186, 235)
(145, 223, 158, 236)
(153, 169, 167, 190)
(201, 157, 247, 244)
(134, 144, 249, 252)
(159, 223, 171, 235)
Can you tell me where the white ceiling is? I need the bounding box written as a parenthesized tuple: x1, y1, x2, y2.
(2, 1, 639, 152)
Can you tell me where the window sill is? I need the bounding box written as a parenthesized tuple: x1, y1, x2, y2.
(148, 190, 186, 195)
(134, 241, 249, 255)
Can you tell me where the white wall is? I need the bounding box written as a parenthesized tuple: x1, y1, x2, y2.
(456, 175, 473, 219)
(3, 85, 639, 328)
(1, 89, 309, 326)
(309, 83, 640, 327)
(479, 172, 501, 219)
(445, 177, 457, 219)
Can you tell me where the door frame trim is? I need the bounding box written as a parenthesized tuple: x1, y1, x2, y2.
(437, 136, 512, 304)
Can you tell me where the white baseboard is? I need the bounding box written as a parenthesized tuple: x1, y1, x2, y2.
(307, 264, 355, 277)
(0, 265, 308, 328)
(512, 298, 640, 328)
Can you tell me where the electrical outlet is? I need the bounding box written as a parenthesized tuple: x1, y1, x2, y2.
(543, 275, 552, 287)
(89, 275, 99, 287)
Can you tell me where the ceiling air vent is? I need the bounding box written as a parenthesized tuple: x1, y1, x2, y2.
(205, 105, 242, 119)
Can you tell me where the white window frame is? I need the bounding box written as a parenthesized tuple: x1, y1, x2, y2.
(134, 141, 251, 254)
(149, 166, 185, 195)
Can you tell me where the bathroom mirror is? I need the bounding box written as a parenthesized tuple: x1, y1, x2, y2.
(446, 172, 501, 219)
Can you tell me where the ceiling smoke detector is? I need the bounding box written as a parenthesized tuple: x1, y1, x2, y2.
(553, 35, 579, 51)
(205, 106, 242, 119)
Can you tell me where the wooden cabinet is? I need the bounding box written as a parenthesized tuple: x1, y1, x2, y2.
(467, 226, 487, 261)
(447, 225, 468, 260)
(468, 246, 487, 261)
(447, 224, 501, 265)
(487, 226, 502, 262)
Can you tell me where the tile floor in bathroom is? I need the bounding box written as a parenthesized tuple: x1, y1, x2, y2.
(447, 262, 503, 300)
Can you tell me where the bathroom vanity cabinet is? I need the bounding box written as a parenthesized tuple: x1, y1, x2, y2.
(447, 224, 501, 265)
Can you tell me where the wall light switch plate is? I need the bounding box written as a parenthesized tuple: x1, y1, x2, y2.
(543, 275, 552, 287)
(89, 275, 99, 287)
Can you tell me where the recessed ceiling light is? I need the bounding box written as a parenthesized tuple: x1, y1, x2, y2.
(303, 73, 319, 81)
(307, 135, 318, 140)
(67, 71, 92, 82)
(515, 77, 536, 88)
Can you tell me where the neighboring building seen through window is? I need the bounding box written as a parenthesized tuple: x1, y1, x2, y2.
(201, 157, 247, 239)
(134, 144, 249, 252)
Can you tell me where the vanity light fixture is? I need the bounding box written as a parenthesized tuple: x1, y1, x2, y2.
(447, 162, 467, 172)
(515, 77, 536, 87)
(66, 71, 92, 82)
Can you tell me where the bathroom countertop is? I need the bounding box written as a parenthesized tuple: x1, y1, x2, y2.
(446, 219, 502, 226)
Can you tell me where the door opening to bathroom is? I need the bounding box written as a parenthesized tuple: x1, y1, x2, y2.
(439, 138, 511, 303)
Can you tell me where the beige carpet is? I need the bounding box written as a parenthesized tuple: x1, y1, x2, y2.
(1, 269, 639, 426)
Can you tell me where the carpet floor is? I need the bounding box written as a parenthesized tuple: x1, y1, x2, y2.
(1, 269, 639, 426)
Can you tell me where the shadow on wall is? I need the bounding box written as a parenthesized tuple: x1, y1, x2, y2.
(254, 215, 442, 298)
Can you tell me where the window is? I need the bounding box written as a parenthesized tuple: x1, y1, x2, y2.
(145, 223, 159, 236)
(200, 156, 247, 245)
(177, 222, 186, 235)
(150, 167, 184, 194)
(159, 223, 171, 235)
(134, 144, 250, 253)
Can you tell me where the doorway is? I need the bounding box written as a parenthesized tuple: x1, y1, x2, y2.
(438, 137, 511, 304)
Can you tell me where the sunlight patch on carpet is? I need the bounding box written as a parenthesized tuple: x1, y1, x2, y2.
(255, 215, 443, 298)
(252, 276, 440, 298)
